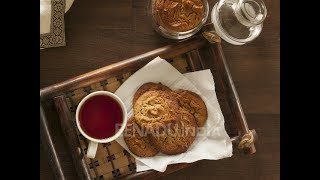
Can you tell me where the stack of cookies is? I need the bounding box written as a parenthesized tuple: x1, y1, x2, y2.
(124, 82, 208, 157)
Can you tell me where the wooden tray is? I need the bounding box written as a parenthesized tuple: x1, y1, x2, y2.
(40, 25, 257, 180)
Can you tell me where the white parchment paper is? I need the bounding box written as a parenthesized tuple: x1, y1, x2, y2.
(115, 57, 232, 172)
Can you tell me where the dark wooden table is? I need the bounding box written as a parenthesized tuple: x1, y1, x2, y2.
(40, 0, 279, 179)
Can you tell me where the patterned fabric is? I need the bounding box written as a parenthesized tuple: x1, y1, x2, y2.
(40, 0, 66, 49)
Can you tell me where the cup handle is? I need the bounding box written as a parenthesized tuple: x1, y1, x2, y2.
(87, 141, 98, 158)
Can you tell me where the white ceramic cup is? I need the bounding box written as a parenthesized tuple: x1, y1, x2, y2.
(75, 91, 127, 159)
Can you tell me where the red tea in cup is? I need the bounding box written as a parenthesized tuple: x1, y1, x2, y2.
(76, 91, 127, 158)
(79, 95, 124, 139)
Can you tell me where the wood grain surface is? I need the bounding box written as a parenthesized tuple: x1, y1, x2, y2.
(40, 0, 279, 179)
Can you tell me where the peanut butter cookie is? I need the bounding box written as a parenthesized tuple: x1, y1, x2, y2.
(123, 117, 158, 157)
(133, 82, 171, 105)
(175, 89, 207, 127)
(134, 90, 180, 131)
(149, 109, 197, 155)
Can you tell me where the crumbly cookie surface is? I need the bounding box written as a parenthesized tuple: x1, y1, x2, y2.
(149, 109, 197, 155)
(123, 117, 159, 157)
(133, 82, 171, 105)
(175, 89, 208, 127)
(134, 90, 180, 131)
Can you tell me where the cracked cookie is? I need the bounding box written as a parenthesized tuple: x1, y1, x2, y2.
(154, 0, 205, 32)
(123, 116, 158, 157)
(149, 109, 197, 155)
(134, 90, 180, 131)
(175, 89, 207, 127)
(133, 82, 171, 105)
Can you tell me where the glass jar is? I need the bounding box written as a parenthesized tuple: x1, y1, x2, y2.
(211, 0, 267, 45)
(149, 0, 209, 40)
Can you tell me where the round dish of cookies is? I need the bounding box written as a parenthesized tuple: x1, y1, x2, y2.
(149, 0, 209, 40)
(123, 82, 208, 157)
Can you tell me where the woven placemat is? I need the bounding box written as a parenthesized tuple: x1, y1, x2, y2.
(40, 0, 66, 49)
(64, 56, 190, 179)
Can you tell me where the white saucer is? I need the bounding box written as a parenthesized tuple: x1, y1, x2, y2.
(65, 0, 74, 13)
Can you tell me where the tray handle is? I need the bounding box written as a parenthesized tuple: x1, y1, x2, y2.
(53, 95, 91, 180)
(205, 34, 258, 154)
(40, 102, 65, 180)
